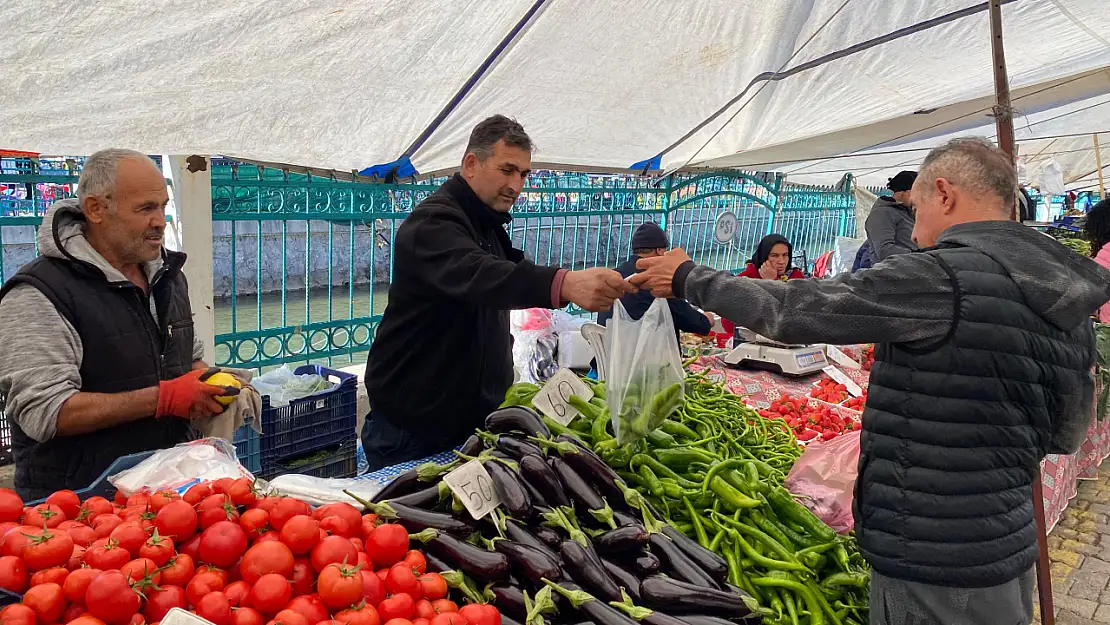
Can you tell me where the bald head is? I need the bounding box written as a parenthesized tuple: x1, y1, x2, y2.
(909, 138, 1017, 248)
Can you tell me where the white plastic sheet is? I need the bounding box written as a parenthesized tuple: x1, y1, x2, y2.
(1, 1, 1107, 175)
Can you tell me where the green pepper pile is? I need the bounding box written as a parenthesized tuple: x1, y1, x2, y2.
(502, 370, 871, 625)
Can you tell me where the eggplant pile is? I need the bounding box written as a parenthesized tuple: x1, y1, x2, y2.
(351, 406, 764, 625)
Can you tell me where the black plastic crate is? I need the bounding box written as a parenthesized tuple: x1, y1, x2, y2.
(27, 450, 156, 505)
(262, 441, 356, 480)
(259, 366, 357, 474)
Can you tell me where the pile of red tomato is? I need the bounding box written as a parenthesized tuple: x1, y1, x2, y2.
(0, 479, 499, 625)
(757, 393, 860, 443)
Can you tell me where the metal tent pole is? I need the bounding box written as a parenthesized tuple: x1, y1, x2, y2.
(1095, 133, 1106, 200)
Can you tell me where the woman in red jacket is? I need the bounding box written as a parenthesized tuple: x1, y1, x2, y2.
(719, 234, 804, 339)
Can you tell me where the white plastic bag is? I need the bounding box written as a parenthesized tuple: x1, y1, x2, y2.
(252, 365, 333, 407)
(606, 299, 685, 445)
(110, 438, 252, 496)
(267, 474, 381, 507)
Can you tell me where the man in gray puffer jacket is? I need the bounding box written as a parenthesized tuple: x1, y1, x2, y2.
(631, 138, 1110, 625)
(866, 170, 918, 264)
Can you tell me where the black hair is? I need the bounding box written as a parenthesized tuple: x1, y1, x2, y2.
(465, 115, 533, 161)
(1084, 198, 1110, 253)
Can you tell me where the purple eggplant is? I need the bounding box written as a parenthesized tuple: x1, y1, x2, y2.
(554, 583, 638, 625)
(520, 454, 571, 508)
(661, 525, 728, 583)
(504, 520, 561, 562)
(386, 502, 476, 536)
(601, 559, 641, 602)
(639, 577, 757, 618)
(494, 540, 563, 583)
(488, 586, 528, 621)
(486, 406, 551, 438)
(648, 533, 719, 589)
(560, 540, 622, 602)
(548, 456, 605, 511)
(426, 532, 510, 581)
(594, 525, 649, 555)
(485, 460, 533, 519)
(554, 435, 627, 503)
(496, 435, 545, 460)
(534, 525, 562, 548)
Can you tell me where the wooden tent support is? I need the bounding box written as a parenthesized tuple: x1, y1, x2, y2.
(1095, 133, 1105, 200)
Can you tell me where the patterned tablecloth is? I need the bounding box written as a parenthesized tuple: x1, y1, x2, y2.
(687, 354, 1110, 532)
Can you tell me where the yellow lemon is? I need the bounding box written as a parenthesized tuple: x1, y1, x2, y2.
(205, 371, 242, 406)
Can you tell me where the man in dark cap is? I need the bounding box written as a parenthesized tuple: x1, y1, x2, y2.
(597, 222, 711, 338)
(865, 170, 918, 264)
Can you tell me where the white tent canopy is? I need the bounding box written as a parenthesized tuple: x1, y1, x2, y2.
(2, 1, 1109, 176)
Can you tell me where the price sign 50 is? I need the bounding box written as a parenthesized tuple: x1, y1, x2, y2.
(443, 459, 501, 519)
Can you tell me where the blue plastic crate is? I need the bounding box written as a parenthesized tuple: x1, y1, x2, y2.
(259, 365, 358, 472)
(261, 441, 357, 480)
(233, 424, 262, 474)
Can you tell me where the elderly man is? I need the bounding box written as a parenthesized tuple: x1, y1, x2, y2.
(0, 149, 228, 499)
(363, 115, 633, 469)
(632, 138, 1110, 625)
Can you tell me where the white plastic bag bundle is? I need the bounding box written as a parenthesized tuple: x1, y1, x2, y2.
(110, 439, 252, 496)
(606, 299, 685, 445)
(267, 474, 381, 507)
(252, 365, 333, 407)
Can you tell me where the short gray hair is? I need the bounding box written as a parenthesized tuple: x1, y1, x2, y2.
(464, 115, 533, 162)
(78, 149, 158, 205)
(918, 138, 1017, 209)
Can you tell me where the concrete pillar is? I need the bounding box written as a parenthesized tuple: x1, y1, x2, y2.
(164, 155, 216, 365)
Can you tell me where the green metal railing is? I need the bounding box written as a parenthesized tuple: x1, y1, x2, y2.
(1, 158, 855, 370)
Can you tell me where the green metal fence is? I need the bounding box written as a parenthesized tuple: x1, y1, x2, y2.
(1, 158, 855, 370)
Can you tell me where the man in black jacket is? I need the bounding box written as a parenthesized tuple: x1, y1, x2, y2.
(632, 138, 1110, 624)
(362, 115, 634, 469)
(865, 170, 918, 264)
(597, 222, 711, 339)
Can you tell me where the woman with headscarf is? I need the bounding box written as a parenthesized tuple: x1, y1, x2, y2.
(719, 234, 804, 338)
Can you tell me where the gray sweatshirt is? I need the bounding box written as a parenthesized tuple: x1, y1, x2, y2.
(865, 196, 917, 263)
(0, 199, 205, 443)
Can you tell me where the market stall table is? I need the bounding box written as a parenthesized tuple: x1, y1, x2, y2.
(687, 354, 1110, 532)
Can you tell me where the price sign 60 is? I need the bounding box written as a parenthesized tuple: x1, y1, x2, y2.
(532, 368, 594, 426)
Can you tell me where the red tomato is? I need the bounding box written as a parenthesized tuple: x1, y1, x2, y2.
(148, 491, 181, 512)
(186, 570, 227, 607)
(160, 553, 195, 587)
(385, 563, 421, 599)
(0, 491, 24, 525)
(310, 536, 358, 572)
(416, 574, 447, 600)
(317, 563, 364, 611)
(457, 605, 499, 625)
(22, 526, 75, 571)
(375, 569, 388, 583)
(45, 491, 81, 521)
(86, 571, 142, 625)
(30, 566, 69, 586)
(278, 516, 320, 556)
(109, 522, 149, 558)
(414, 601, 437, 622)
(23, 582, 66, 624)
(154, 501, 198, 543)
(137, 529, 175, 567)
(240, 542, 295, 585)
(84, 497, 114, 518)
(84, 538, 131, 570)
(430, 614, 466, 625)
(256, 532, 282, 544)
(269, 609, 308, 625)
(289, 559, 315, 598)
(253, 498, 282, 514)
(68, 544, 87, 571)
(223, 580, 251, 607)
(402, 551, 426, 575)
(269, 500, 311, 532)
(0, 555, 27, 593)
(178, 533, 203, 562)
(63, 602, 89, 624)
(66, 522, 99, 548)
(314, 504, 361, 538)
(240, 509, 271, 540)
(198, 495, 241, 530)
(430, 600, 458, 615)
(356, 552, 371, 569)
(0, 604, 37, 625)
(227, 479, 258, 508)
(124, 494, 150, 510)
(92, 515, 124, 539)
(195, 565, 230, 587)
(0, 525, 36, 558)
(144, 585, 188, 623)
(64, 567, 102, 603)
(285, 595, 329, 625)
(365, 525, 408, 568)
(335, 605, 381, 625)
(210, 478, 234, 495)
(197, 591, 233, 625)
(248, 573, 292, 616)
(184, 483, 213, 506)
(120, 558, 161, 586)
(232, 607, 266, 625)
(317, 517, 350, 539)
(199, 521, 249, 568)
(414, 619, 429, 625)
(360, 570, 385, 606)
(377, 594, 415, 622)
(383, 620, 413, 625)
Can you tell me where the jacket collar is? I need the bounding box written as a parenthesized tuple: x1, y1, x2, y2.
(444, 174, 513, 232)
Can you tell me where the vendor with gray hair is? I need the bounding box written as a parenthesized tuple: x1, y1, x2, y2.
(630, 138, 1110, 625)
(0, 149, 228, 500)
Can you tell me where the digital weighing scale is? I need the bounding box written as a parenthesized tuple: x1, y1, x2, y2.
(722, 328, 827, 377)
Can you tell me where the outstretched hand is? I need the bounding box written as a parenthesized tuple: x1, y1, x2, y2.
(630, 249, 692, 299)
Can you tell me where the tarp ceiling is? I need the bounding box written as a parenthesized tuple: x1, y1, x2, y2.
(1, 1, 1108, 177)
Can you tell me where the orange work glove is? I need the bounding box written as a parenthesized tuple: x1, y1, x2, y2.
(156, 368, 239, 419)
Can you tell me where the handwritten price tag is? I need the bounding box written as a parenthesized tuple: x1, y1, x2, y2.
(825, 345, 861, 370)
(822, 365, 864, 397)
(532, 368, 594, 426)
(442, 459, 501, 520)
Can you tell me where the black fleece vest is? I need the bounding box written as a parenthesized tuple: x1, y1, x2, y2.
(0, 252, 196, 500)
(855, 245, 1095, 587)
